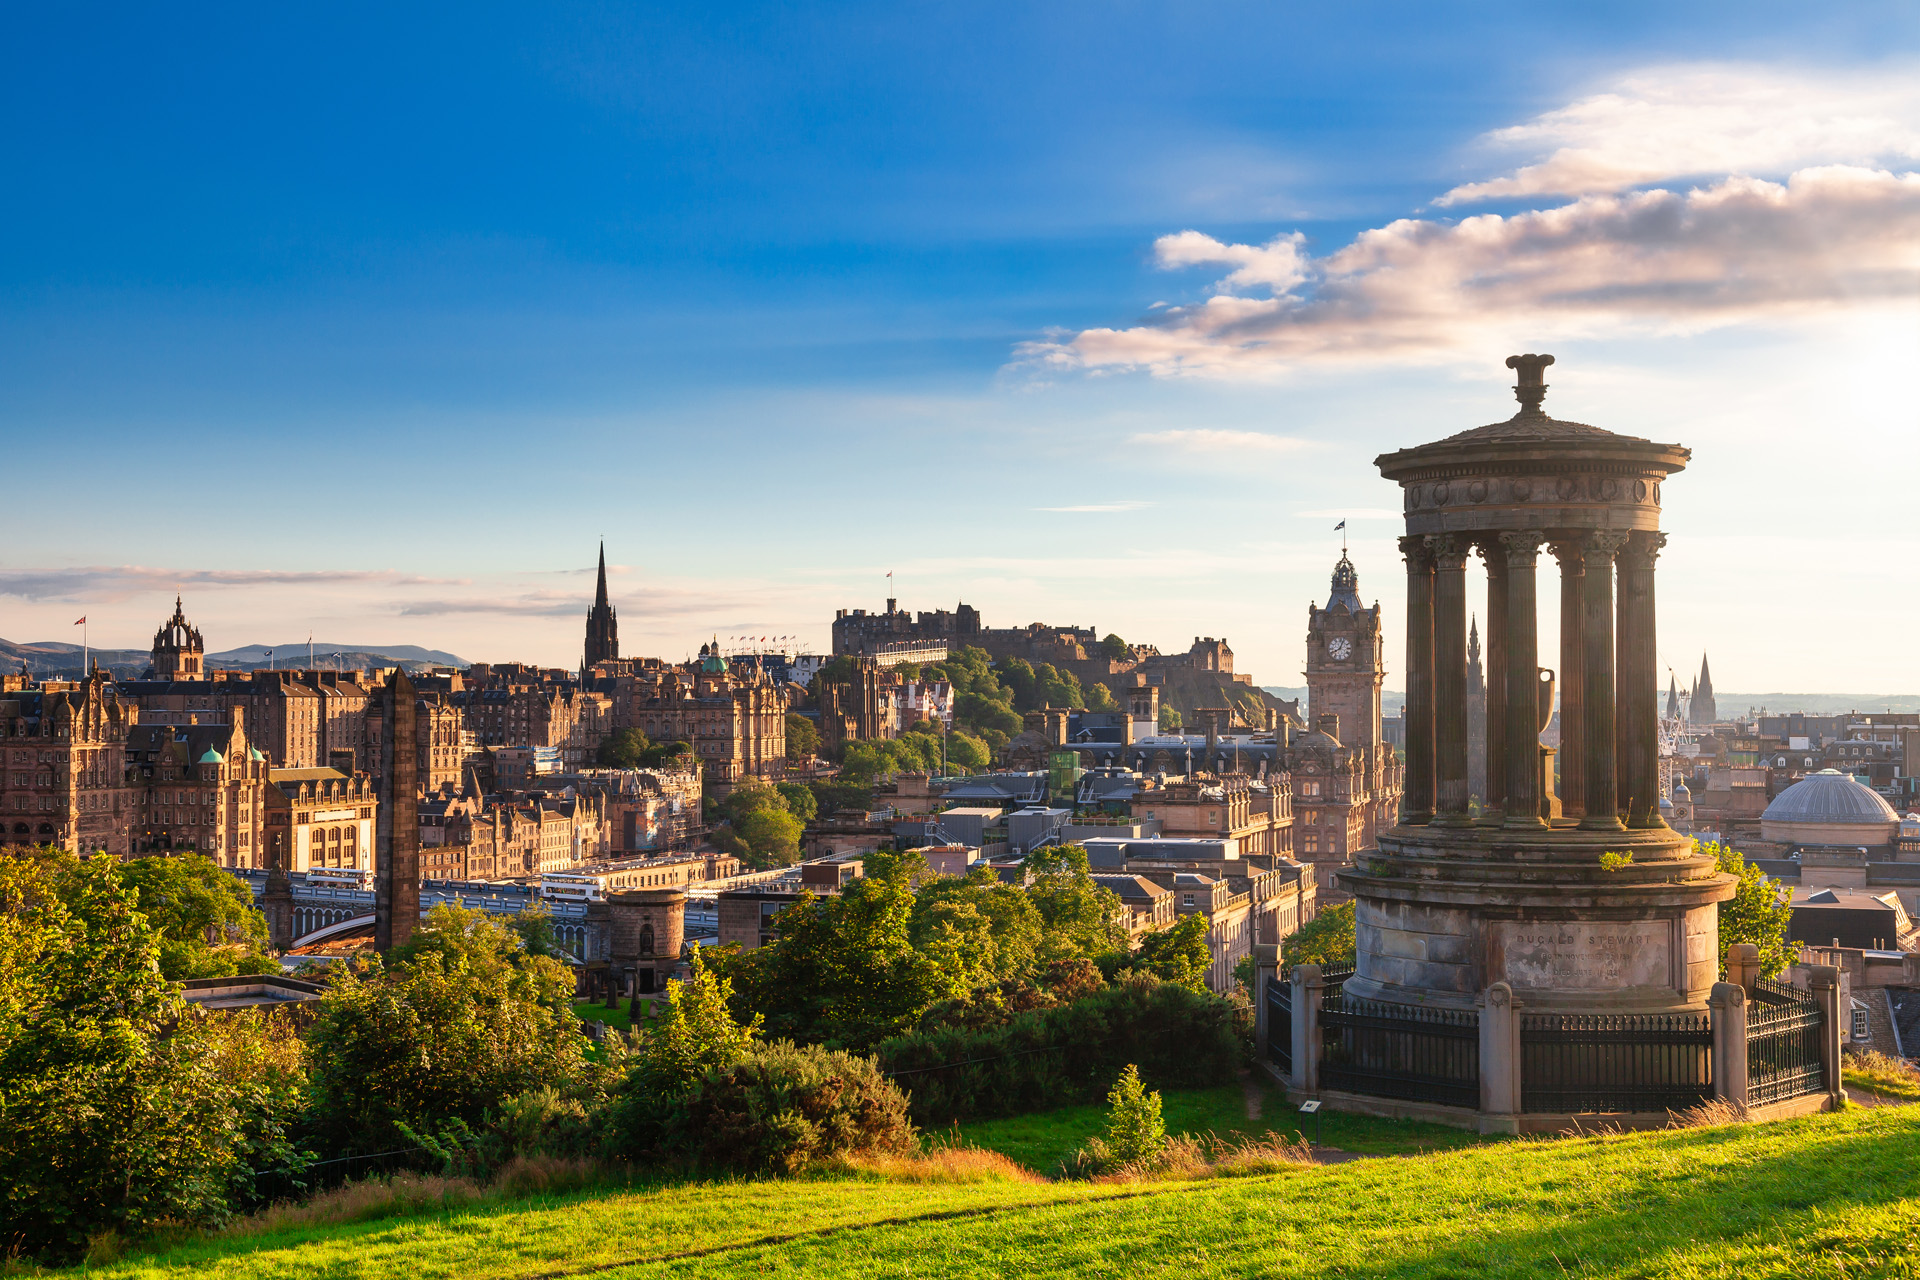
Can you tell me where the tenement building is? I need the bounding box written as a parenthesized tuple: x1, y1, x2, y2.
(263, 766, 379, 873)
(1, 672, 140, 853)
(589, 648, 786, 790)
(127, 712, 270, 863)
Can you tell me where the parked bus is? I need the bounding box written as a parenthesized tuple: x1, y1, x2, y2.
(305, 867, 373, 890)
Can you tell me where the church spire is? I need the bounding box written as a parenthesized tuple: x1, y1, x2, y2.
(1689, 653, 1717, 725)
(582, 541, 620, 673)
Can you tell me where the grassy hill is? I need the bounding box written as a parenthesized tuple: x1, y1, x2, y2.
(69, 1106, 1920, 1279)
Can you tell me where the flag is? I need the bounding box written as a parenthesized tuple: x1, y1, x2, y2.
(886, 571, 892, 579)
(1334, 521, 1346, 531)
(74, 617, 85, 626)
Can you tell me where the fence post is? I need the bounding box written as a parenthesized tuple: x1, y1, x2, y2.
(1478, 982, 1520, 1117)
(1807, 964, 1844, 1109)
(1709, 982, 1748, 1110)
(1252, 943, 1280, 1060)
(1725, 943, 1760, 994)
(1292, 963, 1324, 1093)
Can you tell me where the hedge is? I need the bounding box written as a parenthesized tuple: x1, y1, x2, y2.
(871, 976, 1239, 1125)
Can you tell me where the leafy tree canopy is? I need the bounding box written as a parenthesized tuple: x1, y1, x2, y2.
(117, 851, 276, 978)
(1704, 840, 1795, 978)
(1131, 913, 1212, 992)
(784, 713, 820, 763)
(1085, 682, 1119, 712)
(1282, 901, 1355, 971)
(1100, 633, 1130, 661)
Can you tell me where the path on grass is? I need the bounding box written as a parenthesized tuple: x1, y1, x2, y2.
(1237, 1068, 1376, 1165)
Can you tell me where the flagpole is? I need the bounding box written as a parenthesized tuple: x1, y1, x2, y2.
(83, 619, 88, 678)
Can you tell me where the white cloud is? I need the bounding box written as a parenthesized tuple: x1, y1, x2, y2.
(1296, 508, 1404, 520)
(1439, 65, 1920, 204)
(0, 565, 465, 603)
(1034, 500, 1155, 513)
(1153, 229, 1309, 291)
(1025, 166, 1920, 377)
(1126, 429, 1313, 453)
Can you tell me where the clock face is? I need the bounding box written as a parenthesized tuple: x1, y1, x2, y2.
(1328, 637, 1353, 661)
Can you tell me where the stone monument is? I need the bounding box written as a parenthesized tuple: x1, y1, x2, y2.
(1344, 354, 1735, 1013)
(374, 669, 421, 953)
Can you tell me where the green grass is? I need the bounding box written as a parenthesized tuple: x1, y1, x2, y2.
(953, 1081, 1491, 1173)
(1843, 1051, 1920, 1101)
(574, 999, 639, 1035)
(69, 1107, 1920, 1278)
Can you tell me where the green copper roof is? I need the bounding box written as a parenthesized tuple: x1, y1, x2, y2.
(198, 747, 224, 764)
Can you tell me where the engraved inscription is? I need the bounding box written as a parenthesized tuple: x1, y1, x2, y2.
(1494, 920, 1672, 991)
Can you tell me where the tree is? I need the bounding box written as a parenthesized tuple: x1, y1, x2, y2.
(1282, 901, 1355, 970)
(738, 808, 805, 870)
(1022, 844, 1126, 964)
(1705, 840, 1794, 978)
(775, 781, 818, 822)
(1159, 705, 1184, 733)
(306, 901, 587, 1156)
(1132, 913, 1212, 991)
(634, 947, 761, 1098)
(1085, 682, 1119, 712)
(597, 726, 649, 769)
(784, 713, 819, 763)
(1101, 1064, 1167, 1168)
(117, 852, 277, 978)
(0, 848, 299, 1263)
(946, 730, 990, 771)
(1100, 633, 1130, 662)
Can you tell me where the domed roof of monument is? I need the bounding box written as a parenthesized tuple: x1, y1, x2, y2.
(1375, 353, 1689, 478)
(1761, 770, 1899, 825)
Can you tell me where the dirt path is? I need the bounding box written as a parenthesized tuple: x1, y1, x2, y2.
(1239, 1070, 1264, 1122)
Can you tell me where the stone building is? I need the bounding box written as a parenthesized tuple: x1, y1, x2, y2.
(1690, 653, 1718, 725)
(582, 887, 686, 997)
(126, 713, 270, 864)
(1, 672, 140, 853)
(368, 689, 477, 794)
(262, 766, 378, 874)
(590, 649, 786, 789)
(1127, 772, 1292, 858)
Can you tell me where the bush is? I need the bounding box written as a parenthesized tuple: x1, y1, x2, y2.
(302, 904, 591, 1159)
(677, 1041, 915, 1174)
(873, 976, 1240, 1126)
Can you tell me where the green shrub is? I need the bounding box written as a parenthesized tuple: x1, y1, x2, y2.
(1101, 1064, 1167, 1166)
(1282, 901, 1355, 970)
(677, 1041, 915, 1174)
(873, 976, 1239, 1126)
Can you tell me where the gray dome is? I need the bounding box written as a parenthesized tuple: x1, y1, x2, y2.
(1761, 770, 1899, 825)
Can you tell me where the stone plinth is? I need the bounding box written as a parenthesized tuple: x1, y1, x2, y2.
(1340, 823, 1734, 1012)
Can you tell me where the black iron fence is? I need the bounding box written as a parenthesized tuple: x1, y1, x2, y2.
(1266, 973, 1293, 1076)
(1747, 978, 1827, 1106)
(1320, 986, 1480, 1108)
(1520, 1011, 1712, 1114)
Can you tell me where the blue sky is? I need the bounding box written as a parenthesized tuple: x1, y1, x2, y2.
(4, 3, 1918, 695)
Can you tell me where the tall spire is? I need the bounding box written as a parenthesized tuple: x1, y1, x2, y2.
(1689, 653, 1717, 725)
(583, 541, 620, 673)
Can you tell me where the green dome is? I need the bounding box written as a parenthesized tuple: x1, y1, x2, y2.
(197, 747, 223, 764)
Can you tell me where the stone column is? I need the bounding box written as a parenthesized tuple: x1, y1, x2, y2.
(1291, 963, 1325, 1094)
(1500, 532, 1546, 828)
(1478, 982, 1521, 1123)
(1252, 942, 1280, 1061)
(1429, 535, 1472, 826)
(1617, 532, 1667, 828)
(1709, 982, 1749, 1110)
(1581, 532, 1627, 831)
(1808, 964, 1844, 1109)
(1550, 539, 1586, 820)
(1478, 541, 1508, 820)
(1399, 536, 1436, 825)
(375, 670, 420, 953)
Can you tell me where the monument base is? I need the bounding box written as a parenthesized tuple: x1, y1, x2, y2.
(1337, 822, 1736, 1013)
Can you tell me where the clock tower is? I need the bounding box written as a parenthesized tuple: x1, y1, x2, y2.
(1305, 552, 1385, 763)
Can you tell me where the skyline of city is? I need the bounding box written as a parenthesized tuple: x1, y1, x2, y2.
(4, 6, 1917, 689)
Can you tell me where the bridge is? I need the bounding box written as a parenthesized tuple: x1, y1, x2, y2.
(233, 870, 594, 954)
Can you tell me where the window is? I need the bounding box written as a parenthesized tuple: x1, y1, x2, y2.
(1182, 894, 1195, 908)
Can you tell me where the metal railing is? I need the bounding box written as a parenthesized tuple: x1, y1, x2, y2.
(1320, 989, 1480, 1108)
(1748, 978, 1827, 1106)
(1266, 976, 1293, 1076)
(1520, 1011, 1712, 1114)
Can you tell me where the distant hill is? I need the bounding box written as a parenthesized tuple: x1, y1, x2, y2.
(0, 637, 467, 679)
(1265, 685, 1408, 716)
(1261, 684, 1920, 719)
